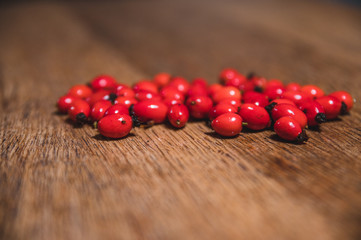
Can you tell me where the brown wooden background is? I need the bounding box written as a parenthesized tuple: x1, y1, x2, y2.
(1, 0, 361, 239)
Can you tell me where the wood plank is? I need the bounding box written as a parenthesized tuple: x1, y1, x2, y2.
(0, 1, 361, 240)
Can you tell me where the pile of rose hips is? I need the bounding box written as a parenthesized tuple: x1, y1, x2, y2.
(57, 69, 355, 143)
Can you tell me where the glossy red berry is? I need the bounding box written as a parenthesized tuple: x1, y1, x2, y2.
(225, 74, 247, 88)
(90, 100, 112, 121)
(67, 84, 92, 99)
(329, 91, 354, 113)
(251, 76, 267, 91)
(271, 103, 308, 129)
(207, 84, 223, 96)
(211, 113, 243, 137)
(285, 82, 301, 92)
(86, 90, 114, 107)
(135, 90, 162, 102)
(191, 78, 208, 88)
(187, 85, 208, 97)
(115, 83, 130, 94)
(281, 91, 312, 106)
(239, 104, 271, 130)
(57, 95, 78, 114)
(133, 80, 158, 94)
(132, 100, 168, 124)
(239, 80, 256, 93)
(298, 101, 326, 126)
(98, 114, 132, 139)
(186, 96, 213, 119)
(104, 104, 129, 117)
(218, 98, 242, 110)
(167, 104, 189, 128)
(211, 86, 241, 104)
(242, 91, 269, 107)
(168, 76, 190, 95)
(114, 96, 138, 109)
(265, 79, 284, 89)
(153, 72, 171, 88)
(300, 85, 325, 99)
(209, 103, 238, 121)
(219, 68, 238, 84)
(274, 116, 308, 143)
(163, 98, 183, 107)
(264, 85, 285, 100)
(315, 96, 342, 120)
(269, 99, 296, 106)
(68, 99, 90, 124)
(160, 86, 184, 101)
(116, 87, 135, 98)
(90, 75, 117, 91)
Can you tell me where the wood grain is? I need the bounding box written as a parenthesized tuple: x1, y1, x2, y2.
(1, 1, 361, 239)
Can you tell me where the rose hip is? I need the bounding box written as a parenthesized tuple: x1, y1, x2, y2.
(68, 99, 90, 124)
(167, 104, 189, 128)
(239, 104, 271, 130)
(211, 86, 241, 104)
(98, 114, 133, 139)
(211, 113, 243, 137)
(274, 116, 308, 143)
(209, 103, 238, 121)
(67, 85, 92, 99)
(57, 95, 78, 114)
(186, 95, 213, 119)
(90, 100, 112, 121)
(271, 103, 308, 129)
(298, 101, 326, 126)
(104, 104, 129, 117)
(131, 99, 168, 124)
(90, 75, 117, 91)
(329, 91, 354, 113)
(242, 91, 269, 107)
(316, 96, 342, 120)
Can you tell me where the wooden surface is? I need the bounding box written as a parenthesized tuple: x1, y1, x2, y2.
(1, 0, 361, 239)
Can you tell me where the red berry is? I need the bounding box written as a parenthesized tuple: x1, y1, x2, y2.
(271, 103, 308, 129)
(219, 68, 238, 84)
(218, 98, 242, 110)
(329, 91, 354, 113)
(90, 75, 117, 91)
(68, 99, 90, 124)
(191, 78, 208, 88)
(298, 101, 326, 126)
(160, 86, 184, 101)
(264, 85, 285, 100)
(116, 87, 135, 98)
(239, 80, 255, 93)
(208, 83, 223, 96)
(133, 80, 158, 94)
(239, 104, 270, 130)
(167, 104, 189, 128)
(90, 100, 112, 121)
(186, 96, 213, 119)
(285, 82, 301, 92)
(153, 72, 171, 88)
(114, 96, 138, 109)
(211, 86, 241, 104)
(300, 85, 325, 99)
(86, 90, 113, 107)
(209, 103, 238, 121)
(98, 114, 132, 139)
(265, 79, 284, 89)
(168, 76, 190, 95)
(274, 116, 308, 143)
(225, 74, 247, 88)
(67, 84, 92, 99)
(211, 113, 243, 137)
(281, 91, 312, 106)
(315, 96, 342, 120)
(242, 91, 269, 107)
(163, 98, 183, 107)
(251, 77, 267, 91)
(135, 90, 162, 102)
(269, 99, 296, 106)
(187, 85, 208, 97)
(132, 100, 168, 124)
(104, 104, 129, 117)
(115, 83, 130, 94)
(57, 95, 78, 114)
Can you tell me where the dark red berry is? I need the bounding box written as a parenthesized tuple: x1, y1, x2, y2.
(218, 98, 242, 110)
(90, 75, 117, 91)
(285, 82, 301, 92)
(274, 116, 308, 143)
(239, 104, 271, 130)
(57, 95, 78, 114)
(135, 90, 162, 102)
(211, 86, 241, 104)
(209, 103, 238, 121)
(251, 76, 267, 91)
(225, 74, 247, 88)
(329, 91, 354, 113)
(114, 96, 138, 109)
(207, 83, 223, 96)
(167, 104, 189, 128)
(264, 85, 285, 100)
(269, 99, 296, 106)
(115, 83, 130, 94)
(160, 86, 184, 101)
(163, 98, 183, 107)
(68, 99, 90, 124)
(67, 84, 92, 99)
(298, 101, 326, 126)
(186, 96, 213, 119)
(219, 68, 238, 84)
(239, 80, 256, 93)
(271, 103, 308, 129)
(153, 72, 171, 88)
(104, 104, 129, 117)
(315, 96, 342, 120)
(90, 100, 112, 121)
(211, 113, 243, 137)
(116, 87, 135, 98)
(98, 114, 132, 138)
(86, 90, 112, 107)
(187, 85, 208, 97)
(133, 80, 158, 94)
(132, 100, 168, 124)
(300, 85, 325, 99)
(281, 91, 312, 106)
(242, 91, 269, 107)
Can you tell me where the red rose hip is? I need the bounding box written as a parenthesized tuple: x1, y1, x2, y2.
(68, 99, 90, 124)
(186, 95, 213, 119)
(90, 75, 117, 91)
(239, 104, 271, 130)
(274, 116, 308, 143)
(329, 91, 354, 113)
(98, 114, 133, 139)
(211, 113, 243, 137)
(131, 100, 168, 124)
(90, 100, 112, 121)
(209, 103, 238, 121)
(57, 95, 78, 114)
(271, 103, 308, 129)
(316, 96, 342, 120)
(298, 101, 326, 126)
(167, 104, 189, 128)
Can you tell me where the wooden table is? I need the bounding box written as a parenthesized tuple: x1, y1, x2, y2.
(1, 0, 361, 239)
